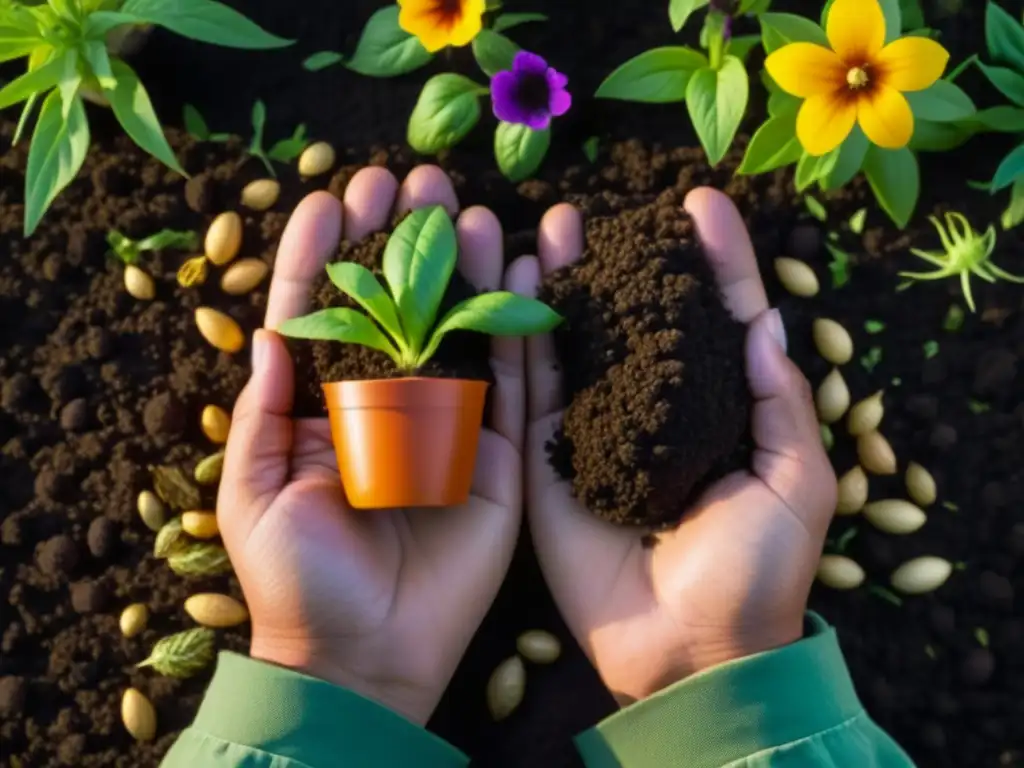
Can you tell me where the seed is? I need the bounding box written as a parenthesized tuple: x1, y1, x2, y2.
(220, 258, 269, 296)
(816, 555, 865, 590)
(201, 405, 231, 444)
(857, 431, 897, 475)
(121, 688, 156, 741)
(890, 556, 953, 595)
(177, 256, 208, 288)
(847, 390, 885, 437)
(864, 499, 927, 535)
(182, 511, 219, 539)
(486, 655, 525, 721)
(137, 490, 166, 532)
(812, 318, 853, 365)
(204, 212, 243, 267)
(194, 452, 224, 485)
(184, 593, 249, 628)
(124, 265, 155, 300)
(298, 141, 336, 177)
(774, 257, 819, 297)
(195, 307, 244, 353)
(119, 603, 149, 638)
(240, 179, 281, 211)
(516, 630, 561, 664)
(835, 466, 868, 516)
(815, 368, 850, 424)
(905, 462, 937, 507)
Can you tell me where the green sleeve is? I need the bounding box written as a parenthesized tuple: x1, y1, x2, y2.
(161, 652, 468, 768)
(575, 613, 914, 767)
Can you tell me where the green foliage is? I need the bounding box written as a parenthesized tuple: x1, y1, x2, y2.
(669, 0, 709, 32)
(495, 122, 551, 182)
(686, 57, 748, 166)
(107, 228, 198, 264)
(345, 6, 431, 77)
(242, 101, 309, 176)
(471, 29, 519, 77)
(492, 13, 548, 33)
(407, 75, 487, 155)
(864, 146, 919, 229)
(279, 206, 563, 372)
(596, 47, 708, 103)
(303, 51, 345, 71)
(138, 628, 215, 678)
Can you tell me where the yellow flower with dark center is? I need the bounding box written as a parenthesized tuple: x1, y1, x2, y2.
(765, 0, 949, 156)
(398, 0, 485, 53)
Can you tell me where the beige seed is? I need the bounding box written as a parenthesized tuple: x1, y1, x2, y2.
(201, 405, 231, 444)
(240, 179, 281, 211)
(298, 141, 336, 177)
(816, 555, 865, 590)
(905, 462, 937, 507)
(121, 688, 156, 741)
(119, 603, 149, 638)
(516, 630, 561, 664)
(857, 431, 897, 475)
(864, 499, 927, 535)
(220, 258, 269, 296)
(184, 593, 249, 628)
(812, 318, 853, 365)
(890, 556, 953, 595)
(774, 257, 820, 297)
(194, 452, 224, 486)
(835, 466, 869, 516)
(204, 212, 243, 267)
(847, 390, 885, 437)
(195, 307, 244, 353)
(124, 265, 155, 300)
(137, 490, 166, 532)
(182, 511, 219, 539)
(486, 655, 525, 721)
(815, 368, 850, 424)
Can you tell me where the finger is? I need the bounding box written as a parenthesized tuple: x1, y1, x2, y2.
(265, 191, 344, 330)
(684, 188, 769, 324)
(456, 207, 502, 292)
(396, 165, 459, 218)
(342, 166, 400, 242)
(487, 256, 530, 450)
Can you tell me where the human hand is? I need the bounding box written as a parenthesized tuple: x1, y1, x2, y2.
(216, 166, 527, 725)
(524, 189, 838, 704)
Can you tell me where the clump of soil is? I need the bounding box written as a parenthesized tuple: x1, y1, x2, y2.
(539, 188, 752, 527)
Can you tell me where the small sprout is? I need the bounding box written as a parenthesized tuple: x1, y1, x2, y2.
(968, 399, 990, 414)
(303, 51, 345, 71)
(582, 136, 600, 163)
(848, 207, 868, 235)
(864, 320, 886, 334)
(835, 526, 859, 552)
(868, 585, 903, 607)
(943, 304, 965, 331)
(246, 100, 310, 177)
(183, 104, 209, 140)
(899, 213, 1024, 313)
(827, 231, 840, 242)
(924, 644, 937, 660)
(804, 195, 828, 222)
(974, 627, 990, 648)
(923, 340, 940, 359)
(891, 377, 902, 386)
(820, 423, 835, 452)
(860, 346, 883, 372)
(953, 560, 967, 571)
(942, 501, 959, 512)
(825, 243, 852, 288)
(107, 230, 198, 265)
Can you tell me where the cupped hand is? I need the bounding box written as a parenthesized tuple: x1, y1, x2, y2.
(524, 189, 838, 704)
(216, 166, 527, 725)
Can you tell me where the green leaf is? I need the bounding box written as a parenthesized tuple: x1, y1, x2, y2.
(136, 229, 199, 251)
(492, 12, 548, 33)
(686, 57, 748, 166)
(13, 91, 40, 144)
(82, 11, 139, 37)
(964, 106, 1024, 132)
(821, 125, 868, 190)
(24, 89, 89, 236)
(382, 206, 457, 352)
(153, 516, 187, 559)
(250, 99, 267, 152)
(860, 345, 883, 372)
(943, 304, 965, 332)
(183, 103, 209, 139)
(418, 292, 563, 365)
(727, 34, 762, 62)
(495, 122, 551, 182)
(57, 50, 81, 117)
(137, 628, 215, 678)
(737, 112, 802, 174)
(277, 308, 403, 362)
(986, 1, 1024, 72)
(346, 6, 431, 78)
(804, 195, 827, 221)
(992, 143, 1024, 191)
(922, 340, 939, 359)
(582, 135, 600, 162)
(863, 145, 919, 228)
(865, 319, 886, 334)
(303, 50, 344, 71)
(325, 262, 405, 347)
(81, 39, 115, 88)
(118, 0, 292, 48)
(167, 541, 233, 576)
(900, 0, 925, 29)
(669, 0, 709, 32)
(909, 119, 971, 152)
(104, 60, 185, 175)
(768, 88, 800, 118)
(595, 46, 707, 103)
(825, 243, 852, 287)
(407, 74, 485, 154)
(1002, 178, 1024, 230)
(471, 29, 519, 77)
(849, 207, 868, 234)
(0, 53, 63, 110)
(878, 0, 902, 42)
(795, 149, 838, 192)
(905, 80, 975, 122)
(760, 12, 828, 54)
(267, 124, 308, 162)
(977, 62, 1024, 107)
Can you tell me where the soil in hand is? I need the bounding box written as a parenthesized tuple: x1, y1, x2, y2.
(539, 189, 752, 528)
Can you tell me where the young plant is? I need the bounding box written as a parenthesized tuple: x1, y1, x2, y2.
(278, 206, 563, 371)
(107, 228, 198, 264)
(595, 0, 770, 166)
(0, 0, 292, 236)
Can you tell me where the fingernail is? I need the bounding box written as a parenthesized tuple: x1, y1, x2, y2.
(251, 330, 269, 373)
(767, 309, 787, 354)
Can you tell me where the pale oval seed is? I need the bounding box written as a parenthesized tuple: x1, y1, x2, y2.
(516, 630, 561, 664)
(124, 265, 155, 300)
(847, 390, 885, 437)
(486, 655, 525, 721)
(184, 593, 249, 628)
(201, 405, 231, 444)
(119, 603, 149, 638)
(816, 368, 850, 424)
(905, 462, 937, 507)
(812, 318, 853, 365)
(182, 511, 219, 539)
(774, 257, 820, 298)
(122, 688, 157, 741)
(204, 212, 243, 267)
(816, 555, 865, 590)
(194, 452, 224, 486)
(857, 431, 897, 475)
(298, 141, 336, 177)
(835, 466, 869, 516)
(864, 499, 927, 535)
(890, 556, 953, 595)
(240, 179, 281, 211)
(137, 490, 166, 532)
(195, 307, 244, 353)
(220, 258, 269, 296)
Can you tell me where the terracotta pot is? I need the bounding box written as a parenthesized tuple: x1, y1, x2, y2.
(323, 377, 489, 509)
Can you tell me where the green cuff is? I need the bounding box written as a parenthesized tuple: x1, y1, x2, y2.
(576, 614, 864, 768)
(185, 652, 468, 768)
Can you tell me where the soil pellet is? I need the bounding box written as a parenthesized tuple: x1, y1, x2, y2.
(143, 392, 186, 438)
(38, 535, 79, 576)
(929, 424, 958, 451)
(0, 676, 27, 718)
(960, 648, 996, 686)
(86, 517, 118, 559)
(59, 398, 88, 431)
(70, 580, 109, 614)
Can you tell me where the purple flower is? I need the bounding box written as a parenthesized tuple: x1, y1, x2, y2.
(491, 51, 571, 131)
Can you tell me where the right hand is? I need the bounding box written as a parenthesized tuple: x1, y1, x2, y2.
(522, 188, 838, 704)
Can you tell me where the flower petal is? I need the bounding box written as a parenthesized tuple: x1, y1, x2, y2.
(514, 51, 549, 75)
(448, 4, 483, 47)
(491, 71, 531, 124)
(400, 7, 451, 52)
(548, 84, 572, 117)
(797, 92, 858, 156)
(765, 43, 846, 98)
(874, 37, 950, 92)
(827, 0, 885, 63)
(857, 85, 914, 149)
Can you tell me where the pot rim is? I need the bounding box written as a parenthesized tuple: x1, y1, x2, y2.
(321, 377, 490, 409)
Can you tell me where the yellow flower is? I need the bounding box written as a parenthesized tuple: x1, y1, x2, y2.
(765, 0, 949, 156)
(398, 0, 485, 53)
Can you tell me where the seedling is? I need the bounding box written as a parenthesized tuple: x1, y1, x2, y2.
(864, 320, 886, 334)
(804, 196, 827, 222)
(943, 304, 965, 331)
(923, 340, 939, 359)
(848, 208, 868, 235)
(825, 243, 852, 288)
(582, 136, 600, 163)
(182, 104, 230, 143)
(107, 229, 197, 265)
(974, 627, 990, 648)
(244, 101, 309, 177)
(968, 399, 991, 414)
(835, 526, 858, 552)
(860, 346, 883, 373)
(279, 206, 563, 371)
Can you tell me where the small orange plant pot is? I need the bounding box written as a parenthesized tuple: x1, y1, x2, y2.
(323, 377, 489, 509)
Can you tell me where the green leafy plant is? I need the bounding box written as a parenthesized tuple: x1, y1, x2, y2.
(1, 0, 292, 236)
(137, 628, 215, 678)
(106, 228, 197, 264)
(182, 100, 307, 176)
(279, 206, 563, 371)
(182, 103, 230, 142)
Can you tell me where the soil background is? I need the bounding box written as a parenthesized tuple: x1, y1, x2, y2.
(1, 0, 1022, 766)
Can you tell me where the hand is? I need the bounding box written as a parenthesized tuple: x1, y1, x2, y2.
(217, 166, 527, 725)
(524, 189, 838, 704)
